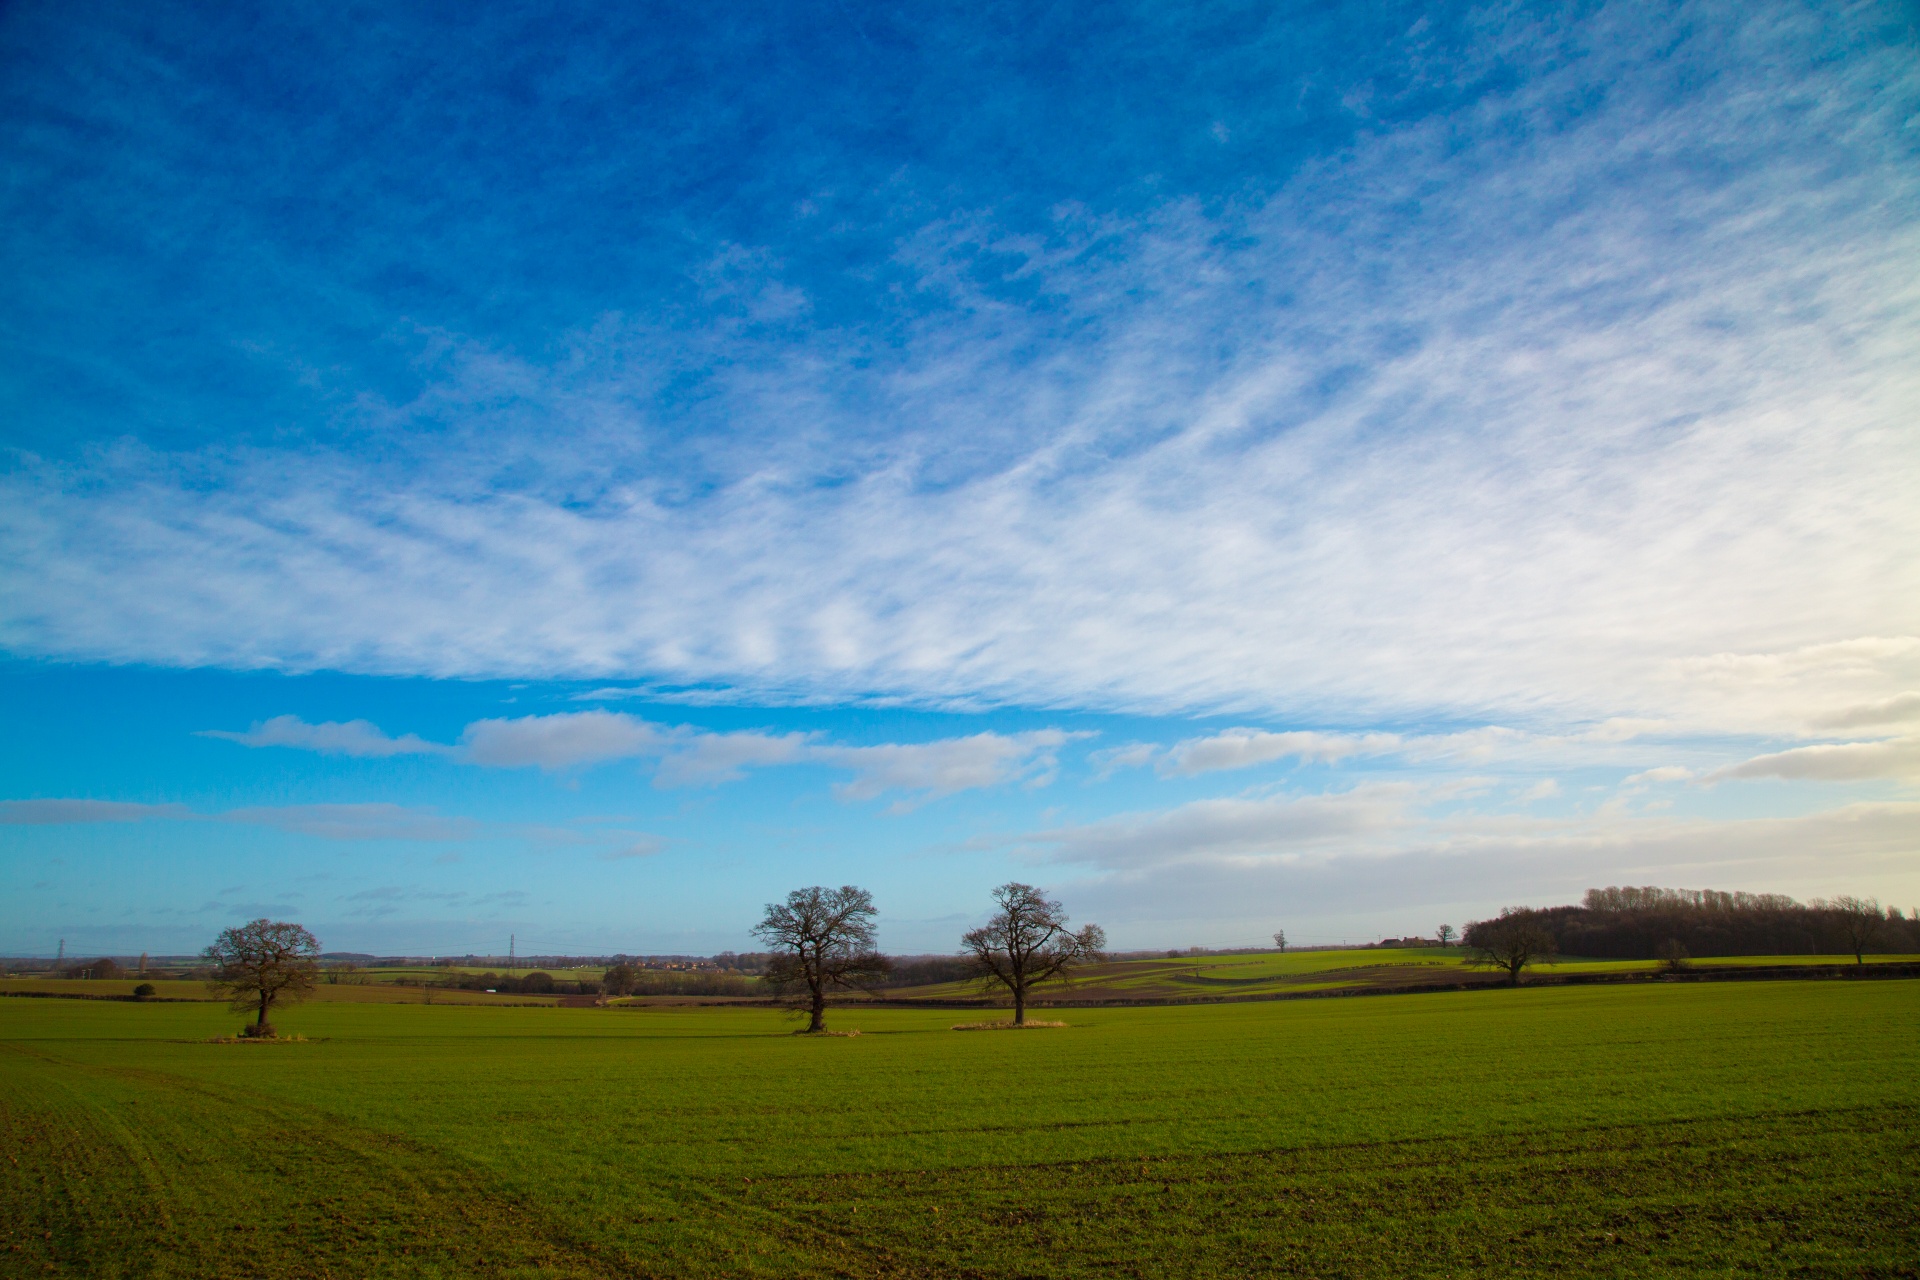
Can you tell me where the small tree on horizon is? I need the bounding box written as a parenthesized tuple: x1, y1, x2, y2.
(1272, 930, 1286, 953)
(963, 883, 1106, 1025)
(1463, 911, 1556, 986)
(1436, 924, 1456, 949)
(753, 885, 890, 1032)
(1824, 895, 1883, 965)
(203, 919, 320, 1036)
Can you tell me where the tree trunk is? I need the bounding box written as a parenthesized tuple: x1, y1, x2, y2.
(256, 991, 270, 1027)
(808, 985, 826, 1032)
(1013, 986, 1026, 1025)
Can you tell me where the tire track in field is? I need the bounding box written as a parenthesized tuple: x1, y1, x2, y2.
(708, 1104, 1920, 1278)
(0, 1042, 654, 1279)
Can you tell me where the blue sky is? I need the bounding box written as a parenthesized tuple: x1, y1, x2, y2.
(3, 0, 1917, 957)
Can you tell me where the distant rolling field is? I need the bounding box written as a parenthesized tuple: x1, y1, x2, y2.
(4, 980, 1916, 1277)
(886, 947, 1920, 1003)
(9, 948, 1915, 1009)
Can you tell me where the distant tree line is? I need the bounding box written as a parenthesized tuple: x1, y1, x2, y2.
(1467, 886, 1918, 966)
(57, 957, 124, 979)
(885, 956, 976, 987)
(431, 969, 757, 997)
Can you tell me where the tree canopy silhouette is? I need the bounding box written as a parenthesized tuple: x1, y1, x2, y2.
(203, 919, 320, 1036)
(752, 885, 890, 1032)
(962, 882, 1105, 1025)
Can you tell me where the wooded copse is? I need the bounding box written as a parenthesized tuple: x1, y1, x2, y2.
(1466, 887, 1919, 964)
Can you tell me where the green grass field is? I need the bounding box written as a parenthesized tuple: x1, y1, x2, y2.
(5, 978, 1916, 1277)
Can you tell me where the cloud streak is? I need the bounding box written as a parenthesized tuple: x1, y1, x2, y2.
(205, 709, 1079, 802)
(0, 798, 474, 841)
(1155, 729, 1402, 778)
(215, 804, 478, 842)
(1712, 737, 1920, 784)
(0, 799, 192, 825)
(460, 711, 665, 769)
(1031, 784, 1416, 871)
(200, 715, 451, 757)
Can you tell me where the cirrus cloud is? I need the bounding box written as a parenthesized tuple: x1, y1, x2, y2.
(1156, 729, 1403, 778)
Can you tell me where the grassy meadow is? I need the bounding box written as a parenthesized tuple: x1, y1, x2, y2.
(4, 978, 1917, 1277)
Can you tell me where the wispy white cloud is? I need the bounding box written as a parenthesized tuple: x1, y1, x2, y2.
(599, 836, 666, 860)
(1156, 729, 1402, 777)
(213, 707, 1080, 802)
(1031, 784, 1415, 871)
(199, 715, 451, 757)
(216, 803, 477, 842)
(0, 797, 474, 841)
(1088, 742, 1157, 780)
(459, 710, 664, 769)
(1624, 766, 1694, 786)
(1812, 692, 1920, 731)
(1710, 736, 1920, 784)
(817, 730, 1082, 804)
(0, 798, 192, 824)
(651, 729, 814, 786)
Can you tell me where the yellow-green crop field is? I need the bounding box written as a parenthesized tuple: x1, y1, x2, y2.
(4, 978, 1916, 1277)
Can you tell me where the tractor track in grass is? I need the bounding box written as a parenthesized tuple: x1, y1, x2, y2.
(0, 1042, 646, 1279)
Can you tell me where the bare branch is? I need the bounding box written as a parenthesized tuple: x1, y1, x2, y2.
(961, 884, 1104, 1025)
(752, 885, 890, 1032)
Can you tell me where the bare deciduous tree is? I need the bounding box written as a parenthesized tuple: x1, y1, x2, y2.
(203, 919, 320, 1036)
(1464, 912, 1556, 986)
(1823, 895, 1883, 965)
(962, 883, 1106, 1025)
(1656, 938, 1691, 973)
(1271, 930, 1286, 953)
(752, 885, 890, 1032)
(1436, 924, 1456, 949)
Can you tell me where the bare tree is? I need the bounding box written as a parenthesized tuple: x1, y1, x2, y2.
(752, 885, 890, 1032)
(1271, 930, 1286, 953)
(1824, 895, 1882, 965)
(1656, 938, 1691, 973)
(962, 883, 1106, 1025)
(1436, 924, 1456, 949)
(1464, 912, 1556, 986)
(203, 919, 320, 1036)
